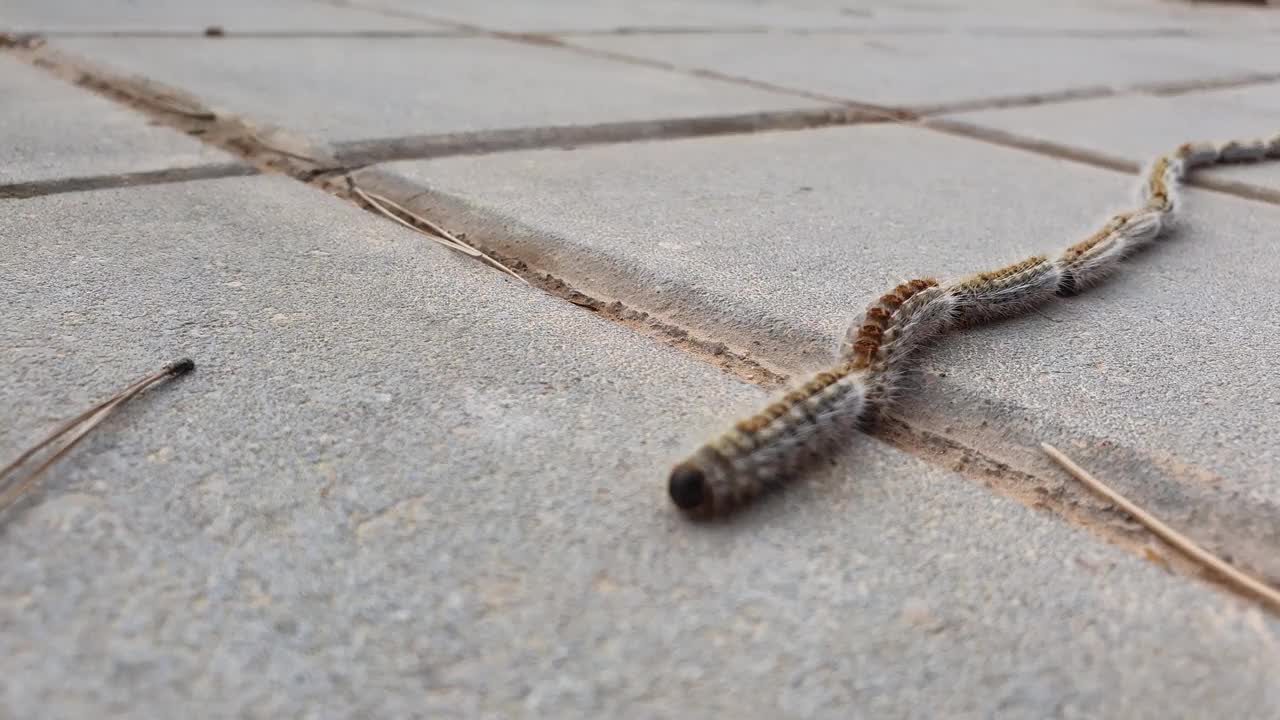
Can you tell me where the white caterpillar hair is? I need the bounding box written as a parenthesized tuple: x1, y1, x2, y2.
(668, 131, 1280, 515)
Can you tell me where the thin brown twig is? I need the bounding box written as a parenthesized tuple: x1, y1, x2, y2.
(1041, 442, 1280, 613)
(0, 359, 195, 514)
(351, 185, 479, 256)
(0, 372, 154, 482)
(0, 404, 117, 511)
(351, 184, 528, 284)
(361, 189, 468, 248)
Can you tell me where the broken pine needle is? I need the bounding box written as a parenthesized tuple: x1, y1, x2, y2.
(1041, 442, 1280, 613)
(349, 185, 527, 284)
(0, 358, 195, 515)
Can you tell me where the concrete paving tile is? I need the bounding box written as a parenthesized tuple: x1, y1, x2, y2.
(1199, 80, 1280, 112)
(50, 36, 826, 142)
(338, 0, 868, 32)
(802, 0, 1280, 33)
(346, 0, 1280, 34)
(0, 56, 234, 185)
(943, 91, 1280, 192)
(0, 0, 446, 33)
(1147, 34, 1280, 71)
(362, 124, 1280, 573)
(820, 3, 1203, 33)
(1094, 2, 1280, 32)
(3, 175, 1278, 718)
(565, 32, 1280, 109)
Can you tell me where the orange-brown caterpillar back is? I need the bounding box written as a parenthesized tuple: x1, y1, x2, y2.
(846, 278, 938, 368)
(1145, 155, 1172, 210)
(1062, 213, 1130, 264)
(733, 368, 846, 434)
(955, 255, 1047, 291)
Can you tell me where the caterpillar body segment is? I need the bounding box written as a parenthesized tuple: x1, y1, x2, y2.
(668, 366, 869, 513)
(951, 255, 1060, 324)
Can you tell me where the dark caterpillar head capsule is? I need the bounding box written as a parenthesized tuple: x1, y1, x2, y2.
(668, 462, 709, 511)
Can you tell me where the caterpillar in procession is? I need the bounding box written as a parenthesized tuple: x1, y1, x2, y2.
(667, 132, 1280, 516)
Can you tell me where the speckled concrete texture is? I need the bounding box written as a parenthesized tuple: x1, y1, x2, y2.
(0, 0, 446, 33)
(337, 0, 1280, 34)
(333, 0, 862, 32)
(0, 55, 234, 185)
(50, 36, 826, 142)
(565, 32, 1280, 109)
(4, 176, 1278, 719)
(944, 89, 1280, 192)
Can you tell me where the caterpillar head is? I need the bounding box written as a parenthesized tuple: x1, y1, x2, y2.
(667, 446, 729, 514)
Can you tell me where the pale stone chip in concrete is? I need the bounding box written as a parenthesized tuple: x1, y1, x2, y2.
(3, 175, 1277, 718)
(50, 36, 826, 141)
(0, 56, 235, 185)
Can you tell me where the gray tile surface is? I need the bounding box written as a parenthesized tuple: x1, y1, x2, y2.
(335, 0, 863, 32)
(566, 32, 1280, 109)
(800, 0, 1280, 33)
(1197, 80, 1280, 112)
(342, 0, 1280, 34)
(0, 0, 445, 33)
(944, 91, 1280, 192)
(0, 56, 233, 185)
(360, 123, 1280, 574)
(51, 36, 825, 141)
(3, 175, 1278, 719)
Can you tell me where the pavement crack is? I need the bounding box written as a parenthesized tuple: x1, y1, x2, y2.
(873, 411, 1280, 608)
(4, 38, 345, 183)
(3, 35, 792, 387)
(0, 32, 803, 385)
(324, 167, 788, 388)
(0, 163, 256, 198)
(333, 107, 902, 165)
(926, 118, 1280, 206)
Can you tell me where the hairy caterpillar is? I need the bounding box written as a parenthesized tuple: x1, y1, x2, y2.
(668, 131, 1280, 515)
